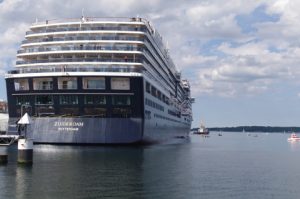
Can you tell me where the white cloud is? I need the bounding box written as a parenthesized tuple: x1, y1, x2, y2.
(218, 42, 268, 56)
(266, 0, 290, 14)
(181, 55, 217, 68)
(1, 23, 28, 45)
(258, 0, 300, 45)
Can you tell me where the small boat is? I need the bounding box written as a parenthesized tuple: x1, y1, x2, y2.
(194, 121, 209, 135)
(287, 133, 300, 142)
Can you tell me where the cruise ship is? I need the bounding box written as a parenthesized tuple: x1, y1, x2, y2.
(5, 17, 194, 144)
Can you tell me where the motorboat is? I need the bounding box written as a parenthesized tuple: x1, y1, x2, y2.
(287, 133, 300, 142)
(194, 122, 209, 135)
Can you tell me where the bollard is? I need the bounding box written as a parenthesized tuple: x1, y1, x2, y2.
(18, 138, 33, 164)
(0, 146, 8, 164)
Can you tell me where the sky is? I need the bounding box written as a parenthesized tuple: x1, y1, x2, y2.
(0, 0, 300, 127)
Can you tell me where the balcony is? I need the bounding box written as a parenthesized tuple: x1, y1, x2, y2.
(17, 45, 143, 54)
(21, 36, 144, 44)
(82, 77, 105, 89)
(14, 79, 29, 91)
(34, 85, 53, 90)
(7, 65, 143, 75)
(58, 77, 77, 90)
(31, 17, 145, 26)
(16, 57, 143, 65)
(26, 25, 146, 35)
(33, 78, 53, 90)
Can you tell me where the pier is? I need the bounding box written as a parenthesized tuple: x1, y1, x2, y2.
(0, 113, 33, 164)
(0, 135, 19, 163)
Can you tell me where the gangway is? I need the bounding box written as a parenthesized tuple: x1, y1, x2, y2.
(0, 135, 20, 146)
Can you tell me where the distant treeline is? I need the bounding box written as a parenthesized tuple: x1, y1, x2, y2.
(191, 126, 300, 133)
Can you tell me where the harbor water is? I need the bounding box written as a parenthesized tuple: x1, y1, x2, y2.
(1, 132, 300, 199)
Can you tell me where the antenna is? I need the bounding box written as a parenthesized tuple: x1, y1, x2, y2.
(82, 8, 85, 18)
(166, 41, 169, 50)
(81, 8, 86, 23)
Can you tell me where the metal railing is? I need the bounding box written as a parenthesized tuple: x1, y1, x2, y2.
(33, 85, 53, 90)
(57, 84, 77, 90)
(7, 65, 144, 75)
(15, 86, 29, 91)
(17, 46, 143, 54)
(31, 17, 146, 26)
(26, 25, 146, 35)
(16, 58, 143, 65)
(21, 36, 144, 44)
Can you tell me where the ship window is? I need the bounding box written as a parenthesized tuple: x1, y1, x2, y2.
(112, 108, 132, 118)
(157, 91, 162, 100)
(111, 78, 130, 90)
(50, 54, 60, 59)
(145, 110, 151, 120)
(84, 108, 106, 117)
(146, 82, 150, 93)
(151, 86, 157, 97)
(35, 95, 53, 105)
(84, 95, 106, 105)
(33, 78, 53, 90)
(17, 105, 32, 116)
(76, 55, 84, 59)
(166, 97, 169, 105)
(16, 96, 30, 106)
(59, 95, 78, 105)
(35, 106, 54, 117)
(112, 95, 131, 106)
(64, 55, 73, 59)
(59, 108, 79, 116)
(82, 77, 105, 89)
(58, 77, 77, 89)
(14, 79, 29, 91)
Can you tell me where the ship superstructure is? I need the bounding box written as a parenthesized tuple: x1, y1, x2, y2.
(5, 17, 193, 144)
